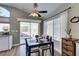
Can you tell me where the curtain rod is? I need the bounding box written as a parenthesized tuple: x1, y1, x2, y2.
(43, 7, 71, 21)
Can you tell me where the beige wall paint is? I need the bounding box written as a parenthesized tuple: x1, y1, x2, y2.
(69, 4, 79, 39)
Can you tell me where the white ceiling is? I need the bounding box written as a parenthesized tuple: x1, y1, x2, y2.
(2, 3, 65, 18)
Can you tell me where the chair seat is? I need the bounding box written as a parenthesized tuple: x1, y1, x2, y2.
(40, 47, 50, 50)
(40, 45, 51, 56)
(40, 45, 51, 50)
(30, 47, 39, 53)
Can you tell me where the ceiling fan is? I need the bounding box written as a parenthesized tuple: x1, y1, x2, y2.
(29, 3, 47, 17)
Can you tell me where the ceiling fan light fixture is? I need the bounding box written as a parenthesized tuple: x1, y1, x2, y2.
(30, 12, 38, 17)
(29, 3, 47, 17)
(29, 8, 39, 17)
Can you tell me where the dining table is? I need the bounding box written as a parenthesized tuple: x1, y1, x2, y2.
(25, 38, 54, 56)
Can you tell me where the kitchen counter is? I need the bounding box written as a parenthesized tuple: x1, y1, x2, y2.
(0, 35, 13, 51)
(0, 35, 12, 37)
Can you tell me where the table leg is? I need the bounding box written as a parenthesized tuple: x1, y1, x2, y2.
(51, 42, 54, 56)
(28, 48, 30, 56)
(26, 46, 28, 56)
(26, 47, 30, 56)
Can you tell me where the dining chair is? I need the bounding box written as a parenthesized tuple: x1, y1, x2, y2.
(46, 35, 50, 41)
(39, 36, 52, 56)
(35, 35, 39, 42)
(25, 38, 40, 56)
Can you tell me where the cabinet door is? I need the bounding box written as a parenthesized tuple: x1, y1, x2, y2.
(8, 36, 12, 49)
(0, 37, 8, 51)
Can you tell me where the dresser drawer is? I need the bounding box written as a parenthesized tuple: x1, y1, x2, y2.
(66, 40, 73, 46)
(63, 40, 73, 46)
(62, 38, 77, 56)
(67, 46, 73, 51)
(62, 49, 73, 56)
(63, 45, 72, 51)
(62, 53, 67, 56)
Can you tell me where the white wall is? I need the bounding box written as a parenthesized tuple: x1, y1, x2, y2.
(69, 4, 79, 39)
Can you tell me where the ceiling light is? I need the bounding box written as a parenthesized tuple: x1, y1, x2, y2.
(30, 12, 38, 17)
(29, 8, 39, 17)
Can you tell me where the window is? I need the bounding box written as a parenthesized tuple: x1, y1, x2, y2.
(0, 6, 10, 17)
(0, 23, 10, 32)
(43, 21, 47, 35)
(47, 20, 53, 36)
(20, 22, 30, 36)
(43, 11, 68, 39)
(20, 22, 39, 38)
(43, 11, 68, 54)
(53, 17, 61, 41)
(30, 23, 39, 37)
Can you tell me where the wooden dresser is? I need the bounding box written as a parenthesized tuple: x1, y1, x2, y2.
(62, 38, 78, 56)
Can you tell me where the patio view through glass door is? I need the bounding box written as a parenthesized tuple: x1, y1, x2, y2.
(20, 22, 39, 44)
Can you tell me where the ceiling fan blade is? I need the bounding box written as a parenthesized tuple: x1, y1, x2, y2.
(39, 11, 47, 13)
(38, 13, 41, 17)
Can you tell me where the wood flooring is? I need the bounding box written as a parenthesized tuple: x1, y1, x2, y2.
(0, 45, 60, 56)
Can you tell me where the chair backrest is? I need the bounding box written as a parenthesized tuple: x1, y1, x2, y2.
(35, 35, 39, 38)
(46, 35, 50, 41)
(35, 35, 39, 42)
(49, 36, 52, 42)
(25, 38, 29, 47)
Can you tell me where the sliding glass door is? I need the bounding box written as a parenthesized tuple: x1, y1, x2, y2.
(43, 20, 54, 37)
(20, 22, 39, 44)
(47, 20, 53, 36)
(30, 23, 38, 37)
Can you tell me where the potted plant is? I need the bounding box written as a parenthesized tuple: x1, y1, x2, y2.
(65, 28, 72, 39)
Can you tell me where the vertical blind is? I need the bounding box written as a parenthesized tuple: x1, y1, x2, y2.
(20, 22, 39, 38)
(43, 10, 68, 54)
(43, 10, 68, 39)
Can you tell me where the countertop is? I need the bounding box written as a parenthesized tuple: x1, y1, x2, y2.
(0, 35, 12, 37)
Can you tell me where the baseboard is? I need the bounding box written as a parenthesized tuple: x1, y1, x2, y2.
(12, 43, 26, 47)
(20, 43, 26, 45)
(12, 43, 20, 47)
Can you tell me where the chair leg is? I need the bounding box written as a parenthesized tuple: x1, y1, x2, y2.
(42, 50, 44, 56)
(50, 48, 51, 55)
(42, 50, 46, 56)
(38, 51, 40, 56)
(42, 49, 51, 56)
(28, 51, 40, 56)
(45, 50, 48, 56)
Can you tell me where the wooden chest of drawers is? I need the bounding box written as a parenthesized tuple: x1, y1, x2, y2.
(62, 38, 78, 56)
